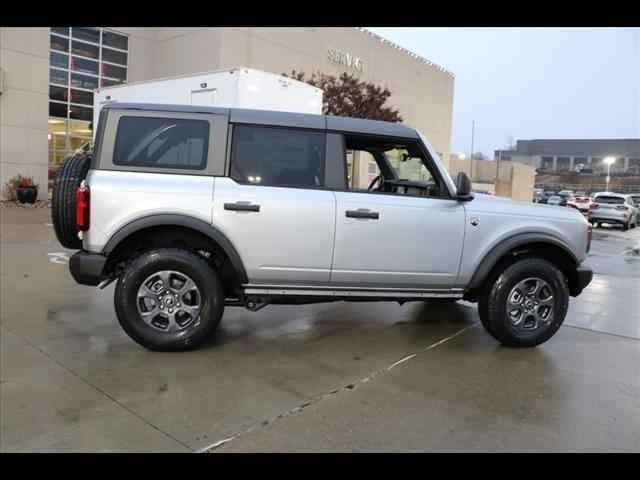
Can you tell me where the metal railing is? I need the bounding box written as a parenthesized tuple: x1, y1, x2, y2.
(534, 183, 639, 194)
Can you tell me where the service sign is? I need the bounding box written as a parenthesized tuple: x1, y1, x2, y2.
(327, 47, 365, 72)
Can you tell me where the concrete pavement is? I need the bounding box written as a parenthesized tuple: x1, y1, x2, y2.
(1, 205, 638, 452)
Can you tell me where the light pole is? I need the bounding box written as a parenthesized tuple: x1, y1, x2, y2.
(604, 156, 615, 192)
(470, 120, 475, 176)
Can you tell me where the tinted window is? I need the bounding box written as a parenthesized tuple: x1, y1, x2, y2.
(72, 27, 100, 44)
(101, 63, 127, 81)
(102, 47, 127, 66)
(102, 30, 129, 50)
(72, 40, 99, 59)
(114, 117, 209, 170)
(230, 126, 325, 188)
(595, 196, 624, 205)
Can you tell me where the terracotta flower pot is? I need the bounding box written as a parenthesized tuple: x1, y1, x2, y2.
(17, 186, 38, 204)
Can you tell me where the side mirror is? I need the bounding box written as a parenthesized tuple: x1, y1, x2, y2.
(455, 171, 474, 201)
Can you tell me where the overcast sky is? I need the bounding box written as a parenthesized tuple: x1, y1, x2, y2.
(368, 27, 640, 158)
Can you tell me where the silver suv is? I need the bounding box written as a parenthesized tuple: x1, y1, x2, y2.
(52, 103, 593, 351)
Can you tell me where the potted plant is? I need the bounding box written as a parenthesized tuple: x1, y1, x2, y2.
(16, 175, 39, 204)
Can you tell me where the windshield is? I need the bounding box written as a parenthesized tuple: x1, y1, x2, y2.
(417, 131, 456, 195)
(384, 148, 434, 183)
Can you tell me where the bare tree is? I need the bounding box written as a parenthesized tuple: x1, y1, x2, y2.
(284, 70, 403, 122)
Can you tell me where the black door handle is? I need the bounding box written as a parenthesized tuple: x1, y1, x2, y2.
(346, 209, 379, 219)
(224, 202, 260, 212)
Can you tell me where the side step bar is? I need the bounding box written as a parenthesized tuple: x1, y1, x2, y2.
(243, 286, 464, 299)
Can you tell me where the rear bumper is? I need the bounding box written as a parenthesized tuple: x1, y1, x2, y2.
(589, 212, 630, 224)
(69, 250, 107, 286)
(570, 266, 593, 297)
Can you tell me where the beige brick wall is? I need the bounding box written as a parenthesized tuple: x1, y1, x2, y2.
(448, 156, 536, 201)
(1, 27, 50, 200)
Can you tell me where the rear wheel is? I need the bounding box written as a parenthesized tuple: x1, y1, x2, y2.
(114, 248, 224, 351)
(478, 257, 569, 347)
(623, 221, 630, 231)
(51, 154, 90, 249)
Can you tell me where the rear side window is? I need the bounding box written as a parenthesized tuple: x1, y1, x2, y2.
(230, 125, 325, 188)
(113, 116, 209, 170)
(595, 196, 624, 204)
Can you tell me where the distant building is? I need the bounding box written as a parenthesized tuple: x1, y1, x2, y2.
(494, 139, 640, 174)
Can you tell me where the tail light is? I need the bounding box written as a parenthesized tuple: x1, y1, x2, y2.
(75, 186, 90, 231)
(616, 205, 629, 211)
(590, 203, 599, 209)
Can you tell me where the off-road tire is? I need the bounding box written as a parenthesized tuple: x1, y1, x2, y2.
(478, 257, 569, 347)
(51, 154, 90, 249)
(114, 248, 224, 351)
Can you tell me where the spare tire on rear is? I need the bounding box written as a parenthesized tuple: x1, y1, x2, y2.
(52, 154, 90, 249)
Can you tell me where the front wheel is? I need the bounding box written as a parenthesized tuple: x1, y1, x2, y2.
(114, 248, 225, 351)
(478, 257, 569, 347)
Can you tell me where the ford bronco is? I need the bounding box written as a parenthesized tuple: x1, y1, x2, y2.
(52, 103, 593, 351)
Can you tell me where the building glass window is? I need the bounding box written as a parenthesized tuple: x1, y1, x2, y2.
(101, 48, 127, 66)
(49, 68, 68, 86)
(556, 156, 570, 170)
(540, 156, 553, 169)
(50, 51, 68, 69)
(50, 35, 69, 52)
(102, 30, 129, 51)
(51, 27, 69, 37)
(71, 27, 101, 44)
(48, 27, 130, 196)
(71, 40, 100, 59)
(69, 89, 93, 106)
(71, 56, 99, 75)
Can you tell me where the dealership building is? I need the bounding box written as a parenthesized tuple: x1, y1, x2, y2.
(495, 139, 640, 174)
(0, 27, 455, 199)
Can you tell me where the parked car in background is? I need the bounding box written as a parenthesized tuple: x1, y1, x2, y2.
(547, 195, 564, 206)
(575, 191, 589, 197)
(589, 193, 638, 230)
(630, 194, 640, 223)
(567, 195, 594, 217)
(539, 190, 556, 204)
(558, 190, 575, 206)
(533, 188, 544, 203)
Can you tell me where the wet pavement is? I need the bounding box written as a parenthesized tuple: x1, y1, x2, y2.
(1, 206, 639, 452)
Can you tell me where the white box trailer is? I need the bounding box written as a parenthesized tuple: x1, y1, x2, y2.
(92, 67, 323, 140)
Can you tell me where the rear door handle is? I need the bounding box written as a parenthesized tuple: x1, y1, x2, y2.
(224, 202, 260, 212)
(346, 209, 379, 220)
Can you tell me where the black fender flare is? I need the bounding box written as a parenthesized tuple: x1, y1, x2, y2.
(467, 232, 579, 290)
(102, 214, 248, 284)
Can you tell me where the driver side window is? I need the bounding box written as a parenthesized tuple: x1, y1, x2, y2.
(342, 135, 440, 197)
